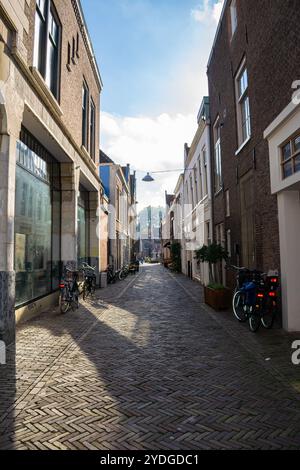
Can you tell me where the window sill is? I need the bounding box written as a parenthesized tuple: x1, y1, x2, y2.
(214, 188, 223, 197)
(235, 136, 251, 156)
(30, 66, 63, 117)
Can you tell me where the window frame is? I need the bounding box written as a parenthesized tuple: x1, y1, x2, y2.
(82, 80, 89, 150)
(235, 61, 251, 148)
(202, 146, 208, 197)
(34, 0, 61, 101)
(213, 116, 222, 193)
(89, 98, 96, 161)
(281, 131, 300, 180)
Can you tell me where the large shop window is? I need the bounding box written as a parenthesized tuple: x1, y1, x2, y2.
(15, 128, 61, 307)
(77, 187, 89, 266)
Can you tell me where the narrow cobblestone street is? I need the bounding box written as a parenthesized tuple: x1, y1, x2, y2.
(0, 265, 300, 450)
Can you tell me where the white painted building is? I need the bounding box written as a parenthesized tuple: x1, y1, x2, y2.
(182, 97, 212, 285)
(264, 99, 300, 332)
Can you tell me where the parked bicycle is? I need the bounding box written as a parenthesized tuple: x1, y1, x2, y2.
(229, 265, 279, 333)
(80, 262, 97, 301)
(59, 267, 80, 314)
(119, 265, 130, 281)
(106, 265, 117, 284)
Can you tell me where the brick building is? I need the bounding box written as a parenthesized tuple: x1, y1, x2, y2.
(100, 150, 137, 271)
(0, 0, 103, 344)
(207, 0, 300, 302)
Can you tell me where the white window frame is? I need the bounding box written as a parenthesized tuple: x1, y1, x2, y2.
(202, 146, 208, 197)
(235, 60, 251, 148)
(214, 117, 222, 193)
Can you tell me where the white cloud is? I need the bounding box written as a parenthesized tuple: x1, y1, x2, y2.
(191, 0, 224, 25)
(101, 111, 197, 209)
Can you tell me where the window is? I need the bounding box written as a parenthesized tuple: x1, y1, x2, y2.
(82, 81, 89, 149)
(227, 229, 232, 258)
(189, 174, 195, 208)
(15, 128, 61, 307)
(34, 0, 60, 99)
(198, 156, 203, 201)
(116, 189, 121, 221)
(225, 190, 230, 217)
(214, 118, 222, 192)
(281, 133, 300, 179)
(90, 99, 96, 160)
(236, 64, 251, 146)
(194, 166, 199, 204)
(230, 0, 238, 37)
(206, 222, 211, 245)
(203, 147, 208, 197)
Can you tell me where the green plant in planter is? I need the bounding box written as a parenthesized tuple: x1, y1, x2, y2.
(170, 242, 182, 272)
(195, 243, 228, 286)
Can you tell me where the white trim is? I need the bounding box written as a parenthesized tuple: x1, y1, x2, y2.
(235, 135, 251, 156)
(264, 101, 300, 140)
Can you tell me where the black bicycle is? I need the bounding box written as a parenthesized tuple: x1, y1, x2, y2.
(106, 265, 117, 284)
(230, 265, 279, 332)
(59, 267, 80, 314)
(80, 262, 97, 301)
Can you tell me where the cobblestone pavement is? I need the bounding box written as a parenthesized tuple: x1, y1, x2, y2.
(0, 265, 300, 450)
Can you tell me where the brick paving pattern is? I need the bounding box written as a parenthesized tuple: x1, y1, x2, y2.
(0, 265, 299, 450)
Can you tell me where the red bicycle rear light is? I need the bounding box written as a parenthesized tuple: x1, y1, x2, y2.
(257, 293, 264, 298)
(270, 278, 278, 283)
(269, 291, 276, 297)
(59, 283, 65, 289)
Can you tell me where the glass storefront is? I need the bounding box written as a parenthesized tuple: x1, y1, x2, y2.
(77, 186, 89, 266)
(15, 127, 61, 307)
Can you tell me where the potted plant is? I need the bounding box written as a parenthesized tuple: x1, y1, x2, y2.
(170, 242, 182, 273)
(195, 243, 231, 310)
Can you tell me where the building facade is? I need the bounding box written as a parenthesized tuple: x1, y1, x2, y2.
(207, 0, 300, 300)
(182, 97, 212, 285)
(100, 150, 137, 271)
(264, 99, 300, 331)
(0, 0, 103, 344)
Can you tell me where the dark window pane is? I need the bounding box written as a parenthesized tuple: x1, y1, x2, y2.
(294, 135, 300, 152)
(282, 142, 292, 161)
(295, 155, 300, 174)
(283, 161, 293, 179)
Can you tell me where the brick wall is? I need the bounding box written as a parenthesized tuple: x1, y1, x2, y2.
(25, 0, 101, 165)
(207, 0, 300, 284)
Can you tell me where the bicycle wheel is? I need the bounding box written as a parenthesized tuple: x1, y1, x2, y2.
(261, 298, 276, 329)
(71, 293, 79, 310)
(91, 277, 96, 296)
(82, 282, 88, 301)
(249, 311, 261, 333)
(59, 288, 70, 314)
(119, 270, 126, 281)
(232, 290, 248, 322)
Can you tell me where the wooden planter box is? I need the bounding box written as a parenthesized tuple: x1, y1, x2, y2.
(204, 286, 232, 311)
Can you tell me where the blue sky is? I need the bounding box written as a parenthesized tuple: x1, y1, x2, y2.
(81, 0, 224, 207)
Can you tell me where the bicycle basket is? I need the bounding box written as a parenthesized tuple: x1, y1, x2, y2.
(238, 270, 252, 288)
(241, 282, 257, 306)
